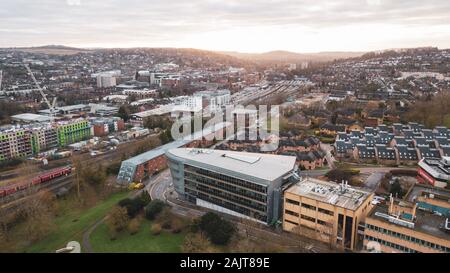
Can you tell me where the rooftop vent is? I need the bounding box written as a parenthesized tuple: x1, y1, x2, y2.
(190, 148, 213, 155)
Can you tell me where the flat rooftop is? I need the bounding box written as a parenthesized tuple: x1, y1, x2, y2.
(167, 148, 296, 184)
(11, 113, 52, 123)
(285, 177, 373, 211)
(369, 205, 450, 241)
(123, 122, 231, 166)
(405, 184, 450, 203)
(132, 104, 175, 118)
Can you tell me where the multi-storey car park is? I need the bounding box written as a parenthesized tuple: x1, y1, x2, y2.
(165, 148, 298, 225)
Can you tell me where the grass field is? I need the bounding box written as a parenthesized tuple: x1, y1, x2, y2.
(89, 220, 185, 253)
(21, 191, 129, 253)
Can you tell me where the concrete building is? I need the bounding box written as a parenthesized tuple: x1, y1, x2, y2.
(92, 117, 125, 137)
(364, 192, 450, 253)
(39, 104, 91, 116)
(88, 103, 119, 116)
(97, 74, 116, 88)
(120, 127, 150, 140)
(122, 89, 157, 99)
(194, 89, 231, 112)
(166, 148, 298, 224)
(93, 70, 120, 88)
(283, 177, 374, 251)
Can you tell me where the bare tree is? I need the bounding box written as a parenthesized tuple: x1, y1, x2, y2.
(182, 233, 217, 253)
(20, 191, 56, 242)
(106, 205, 129, 233)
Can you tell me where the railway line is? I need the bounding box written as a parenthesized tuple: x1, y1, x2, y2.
(0, 174, 74, 213)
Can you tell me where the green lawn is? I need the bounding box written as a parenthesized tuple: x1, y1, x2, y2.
(89, 220, 185, 253)
(444, 114, 450, 128)
(22, 191, 129, 253)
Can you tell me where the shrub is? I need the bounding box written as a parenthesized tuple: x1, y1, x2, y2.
(106, 161, 121, 175)
(160, 221, 170, 229)
(182, 233, 217, 253)
(151, 223, 162, 235)
(106, 206, 129, 233)
(390, 169, 417, 176)
(144, 200, 166, 220)
(118, 197, 146, 218)
(198, 212, 235, 245)
(128, 217, 142, 235)
(390, 178, 404, 198)
(325, 169, 353, 183)
(157, 207, 175, 229)
(171, 218, 184, 234)
(189, 218, 201, 233)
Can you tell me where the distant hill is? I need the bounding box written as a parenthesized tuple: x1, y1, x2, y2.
(2, 45, 364, 62)
(7, 45, 91, 55)
(220, 50, 365, 63)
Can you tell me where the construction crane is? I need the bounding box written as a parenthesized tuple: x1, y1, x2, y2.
(24, 64, 57, 122)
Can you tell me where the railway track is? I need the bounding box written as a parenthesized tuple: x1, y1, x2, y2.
(0, 174, 74, 212)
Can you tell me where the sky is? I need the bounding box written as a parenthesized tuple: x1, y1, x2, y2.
(1, 0, 450, 53)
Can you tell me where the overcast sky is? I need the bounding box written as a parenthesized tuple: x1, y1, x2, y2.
(1, 0, 450, 53)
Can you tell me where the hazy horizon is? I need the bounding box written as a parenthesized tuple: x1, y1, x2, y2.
(5, 44, 448, 55)
(2, 0, 450, 53)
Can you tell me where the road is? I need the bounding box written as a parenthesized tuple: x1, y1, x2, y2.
(364, 172, 385, 191)
(320, 143, 336, 170)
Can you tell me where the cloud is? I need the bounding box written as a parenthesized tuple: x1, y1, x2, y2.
(1, 0, 450, 52)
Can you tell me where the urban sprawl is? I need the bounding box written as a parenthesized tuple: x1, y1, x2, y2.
(0, 46, 449, 253)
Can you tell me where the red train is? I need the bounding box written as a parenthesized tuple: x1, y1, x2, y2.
(0, 165, 73, 198)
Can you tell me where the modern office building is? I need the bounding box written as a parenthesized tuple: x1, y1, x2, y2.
(363, 191, 450, 253)
(282, 177, 374, 251)
(166, 148, 298, 224)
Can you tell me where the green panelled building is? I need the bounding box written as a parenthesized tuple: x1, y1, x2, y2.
(0, 119, 91, 162)
(57, 119, 91, 146)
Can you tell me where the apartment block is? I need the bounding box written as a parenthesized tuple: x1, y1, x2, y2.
(56, 119, 92, 146)
(0, 128, 33, 161)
